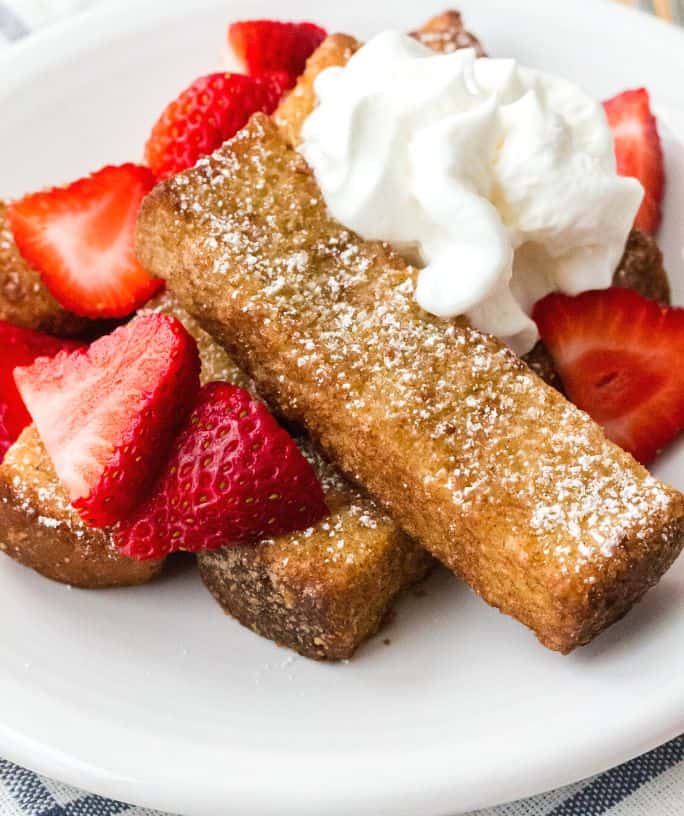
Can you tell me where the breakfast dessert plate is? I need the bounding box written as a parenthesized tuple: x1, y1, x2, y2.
(0, 1, 683, 815)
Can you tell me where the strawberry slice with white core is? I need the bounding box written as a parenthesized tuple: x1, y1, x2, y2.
(14, 313, 201, 526)
(0, 321, 83, 463)
(533, 287, 684, 464)
(8, 164, 162, 318)
(603, 88, 664, 234)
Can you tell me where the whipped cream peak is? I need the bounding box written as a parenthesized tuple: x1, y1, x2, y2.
(300, 31, 643, 354)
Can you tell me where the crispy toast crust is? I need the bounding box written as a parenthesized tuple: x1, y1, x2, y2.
(274, 33, 359, 149)
(613, 228, 670, 304)
(0, 425, 163, 587)
(197, 452, 432, 660)
(144, 292, 432, 659)
(0, 201, 93, 337)
(410, 10, 486, 56)
(136, 115, 684, 653)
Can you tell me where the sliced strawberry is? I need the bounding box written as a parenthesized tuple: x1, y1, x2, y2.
(533, 287, 684, 464)
(0, 321, 82, 462)
(7, 164, 161, 319)
(14, 313, 201, 526)
(228, 19, 327, 86)
(603, 88, 664, 234)
(115, 381, 328, 560)
(144, 72, 288, 180)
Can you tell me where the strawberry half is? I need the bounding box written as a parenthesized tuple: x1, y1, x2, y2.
(14, 313, 201, 526)
(0, 321, 82, 462)
(144, 71, 288, 180)
(115, 381, 328, 560)
(8, 164, 161, 319)
(603, 88, 664, 234)
(533, 287, 684, 464)
(228, 19, 327, 86)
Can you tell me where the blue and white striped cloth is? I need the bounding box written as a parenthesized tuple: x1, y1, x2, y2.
(0, 2, 683, 814)
(0, 739, 683, 816)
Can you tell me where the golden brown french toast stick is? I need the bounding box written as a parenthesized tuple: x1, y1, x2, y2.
(144, 292, 432, 659)
(613, 229, 670, 304)
(410, 9, 486, 56)
(137, 115, 684, 653)
(196, 454, 431, 660)
(0, 425, 163, 587)
(274, 33, 359, 148)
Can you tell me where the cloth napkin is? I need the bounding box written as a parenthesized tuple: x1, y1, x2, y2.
(0, 1, 683, 814)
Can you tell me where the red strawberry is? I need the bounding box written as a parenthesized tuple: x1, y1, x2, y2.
(145, 72, 288, 180)
(533, 287, 684, 464)
(603, 88, 664, 233)
(228, 19, 327, 86)
(14, 313, 200, 526)
(8, 164, 161, 319)
(115, 381, 328, 560)
(0, 321, 82, 462)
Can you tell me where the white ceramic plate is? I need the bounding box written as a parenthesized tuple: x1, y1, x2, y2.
(0, 1, 683, 814)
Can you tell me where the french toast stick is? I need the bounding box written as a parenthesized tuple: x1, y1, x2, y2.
(410, 9, 486, 56)
(175, 19, 486, 658)
(0, 425, 163, 587)
(144, 292, 433, 659)
(197, 461, 430, 660)
(274, 33, 360, 149)
(136, 115, 684, 652)
(612, 228, 670, 304)
(0, 201, 93, 338)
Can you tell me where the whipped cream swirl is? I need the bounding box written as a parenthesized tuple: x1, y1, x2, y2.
(300, 32, 643, 353)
